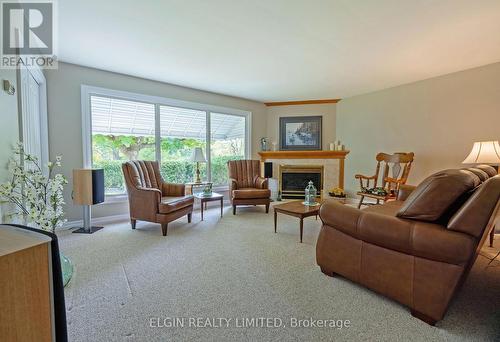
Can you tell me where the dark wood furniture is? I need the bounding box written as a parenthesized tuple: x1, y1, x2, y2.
(122, 160, 194, 236)
(273, 200, 324, 243)
(193, 192, 224, 221)
(356, 152, 414, 208)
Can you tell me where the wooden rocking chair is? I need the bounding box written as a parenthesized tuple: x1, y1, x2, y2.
(355, 152, 414, 208)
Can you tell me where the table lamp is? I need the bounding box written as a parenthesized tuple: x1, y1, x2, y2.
(191, 147, 206, 183)
(462, 141, 500, 173)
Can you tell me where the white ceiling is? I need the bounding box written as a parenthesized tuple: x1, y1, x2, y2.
(58, 0, 500, 102)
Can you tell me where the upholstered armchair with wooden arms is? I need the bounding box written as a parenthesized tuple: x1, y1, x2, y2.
(228, 160, 271, 215)
(122, 160, 194, 236)
(356, 152, 414, 208)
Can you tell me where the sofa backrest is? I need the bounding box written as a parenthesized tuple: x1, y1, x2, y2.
(396, 169, 480, 221)
(227, 160, 261, 188)
(122, 160, 163, 191)
(447, 175, 500, 238)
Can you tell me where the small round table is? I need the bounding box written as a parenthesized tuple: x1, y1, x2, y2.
(193, 192, 224, 221)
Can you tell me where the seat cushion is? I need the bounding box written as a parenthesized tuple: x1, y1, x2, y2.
(159, 196, 194, 214)
(321, 201, 475, 265)
(232, 188, 271, 199)
(396, 169, 480, 222)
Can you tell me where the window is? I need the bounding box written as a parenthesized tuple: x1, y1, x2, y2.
(159, 105, 207, 184)
(83, 86, 251, 196)
(91, 96, 156, 194)
(210, 113, 246, 186)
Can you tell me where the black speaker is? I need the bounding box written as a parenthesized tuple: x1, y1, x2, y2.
(91, 169, 105, 204)
(264, 162, 273, 178)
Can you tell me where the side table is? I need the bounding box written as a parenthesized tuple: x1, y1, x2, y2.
(193, 192, 224, 221)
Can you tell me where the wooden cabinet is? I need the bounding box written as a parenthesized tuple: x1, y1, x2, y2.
(0, 225, 54, 341)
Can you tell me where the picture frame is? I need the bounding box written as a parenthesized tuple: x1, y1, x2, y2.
(279, 116, 322, 150)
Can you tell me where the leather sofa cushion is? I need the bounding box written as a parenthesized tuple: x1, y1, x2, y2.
(476, 164, 497, 177)
(159, 196, 194, 214)
(397, 169, 480, 221)
(447, 176, 500, 237)
(232, 188, 271, 199)
(320, 201, 474, 265)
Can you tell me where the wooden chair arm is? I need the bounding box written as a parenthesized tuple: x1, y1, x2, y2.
(355, 174, 376, 180)
(384, 177, 407, 185)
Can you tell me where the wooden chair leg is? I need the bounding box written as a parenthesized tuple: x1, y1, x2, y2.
(187, 212, 192, 223)
(161, 223, 168, 236)
(357, 196, 365, 209)
(490, 225, 496, 247)
(233, 205, 236, 215)
(131, 219, 136, 229)
(265, 203, 270, 213)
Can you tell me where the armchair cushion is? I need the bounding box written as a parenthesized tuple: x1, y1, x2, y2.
(232, 188, 271, 199)
(254, 176, 268, 189)
(396, 169, 480, 222)
(159, 195, 194, 214)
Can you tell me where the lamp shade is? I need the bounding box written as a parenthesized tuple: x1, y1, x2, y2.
(462, 141, 500, 164)
(191, 147, 206, 162)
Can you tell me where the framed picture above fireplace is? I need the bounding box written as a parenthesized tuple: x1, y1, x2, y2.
(279, 116, 322, 150)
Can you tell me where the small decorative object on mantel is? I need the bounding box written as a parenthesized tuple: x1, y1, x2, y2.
(330, 140, 345, 151)
(260, 137, 269, 151)
(272, 141, 277, 151)
(303, 180, 319, 206)
(279, 116, 322, 151)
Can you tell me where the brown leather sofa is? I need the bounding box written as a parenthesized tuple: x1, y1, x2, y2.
(228, 160, 271, 215)
(317, 165, 500, 325)
(122, 160, 194, 236)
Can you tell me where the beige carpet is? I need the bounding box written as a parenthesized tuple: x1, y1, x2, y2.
(58, 203, 500, 341)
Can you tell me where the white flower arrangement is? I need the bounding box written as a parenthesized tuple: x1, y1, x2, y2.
(0, 143, 68, 233)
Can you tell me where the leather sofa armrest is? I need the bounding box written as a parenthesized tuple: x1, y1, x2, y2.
(254, 176, 268, 189)
(319, 200, 362, 235)
(397, 184, 416, 201)
(162, 182, 185, 196)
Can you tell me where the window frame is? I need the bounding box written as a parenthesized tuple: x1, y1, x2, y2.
(81, 85, 251, 199)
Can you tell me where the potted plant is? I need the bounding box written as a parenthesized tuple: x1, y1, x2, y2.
(0, 143, 73, 286)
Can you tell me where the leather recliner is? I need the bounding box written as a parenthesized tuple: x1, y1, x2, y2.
(122, 160, 194, 236)
(316, 165, 500, 325)
(227, 160, 271, 215)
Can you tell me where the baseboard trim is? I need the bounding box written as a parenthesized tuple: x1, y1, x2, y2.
(61, 214, 130, 230)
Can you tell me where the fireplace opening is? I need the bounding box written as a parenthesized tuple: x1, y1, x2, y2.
(279, 165, 323, 199)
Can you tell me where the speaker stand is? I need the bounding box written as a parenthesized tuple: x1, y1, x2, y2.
(72, 206, 103, 234)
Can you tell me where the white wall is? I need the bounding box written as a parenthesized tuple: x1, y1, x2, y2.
(0, 69, 20, 221)
(44, 62, 267, 221)
(337, 62, 500, 197)
(265, 103, 336, 150)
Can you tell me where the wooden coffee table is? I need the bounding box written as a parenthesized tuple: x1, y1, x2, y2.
(273, 200, 322, 243)
(193, 192, 224, 221)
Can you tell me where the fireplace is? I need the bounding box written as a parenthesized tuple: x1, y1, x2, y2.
(279, 165, 323, 199)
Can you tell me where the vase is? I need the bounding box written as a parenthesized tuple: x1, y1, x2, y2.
(60, 252, 73, 287)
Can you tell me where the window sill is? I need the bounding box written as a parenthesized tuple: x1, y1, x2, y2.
(103, 194, 128, 204)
